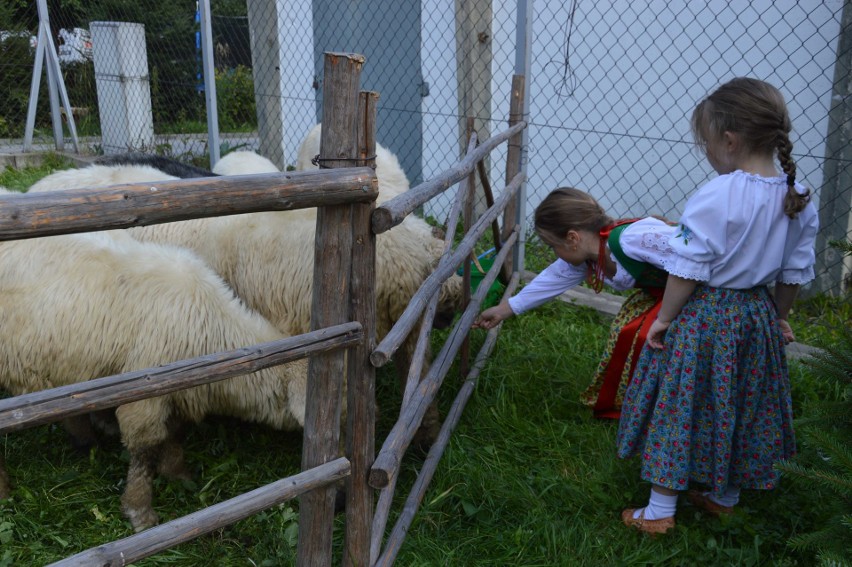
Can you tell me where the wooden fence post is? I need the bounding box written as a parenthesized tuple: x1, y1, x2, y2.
(343, 90, 379, 567)
(501, 75, 525, 281)
(297, 51, 365, 567)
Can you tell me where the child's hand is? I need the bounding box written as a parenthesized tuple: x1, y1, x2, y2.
(472, 301, 513, 330)
(646, 318, 671, 349)
(777, 318, 795, 344)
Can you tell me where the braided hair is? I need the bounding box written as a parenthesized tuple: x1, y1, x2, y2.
(691, 77, 810, 219)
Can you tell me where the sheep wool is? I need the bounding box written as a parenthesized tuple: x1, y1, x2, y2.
(0, 203, 308, 531)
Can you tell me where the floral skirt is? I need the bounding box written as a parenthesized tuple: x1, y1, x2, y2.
(616, 285, 796, 495)
(580, 288, 661, 419)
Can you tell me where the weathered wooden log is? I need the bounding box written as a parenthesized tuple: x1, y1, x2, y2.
(371, 121, 526, 234)
(297, 50, 365, 567)
(375, 274, 520, 566)
(343, 89, 379, 567)
(369, 228, 519, 489)
(501, 75, 526, 280)
(370, 172, 524, 368)
(0, 322, 361, 433)
(0, 168, 376, 241)
(400, 134, 477, 408)
(49, 458, 351, 567)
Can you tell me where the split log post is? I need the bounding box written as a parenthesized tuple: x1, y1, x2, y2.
(343, 89, 379, 567)
(501, 75, 525, 281)
(297, 51, 365, 567)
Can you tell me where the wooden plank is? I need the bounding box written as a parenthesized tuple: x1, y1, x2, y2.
(375, 274, 520, 566)
(0, 168, 376, 241)
(50, 458, 351, 567)
(0, 323, 362, 433)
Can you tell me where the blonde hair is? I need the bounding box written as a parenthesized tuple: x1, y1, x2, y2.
(534, 187, 613, 245)
(691, 77, 810, 219)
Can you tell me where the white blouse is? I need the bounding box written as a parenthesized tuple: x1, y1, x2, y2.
(665, 171, 818, 289)
(508, 217, 677, 315)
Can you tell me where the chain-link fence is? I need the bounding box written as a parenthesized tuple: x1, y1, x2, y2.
(2, 0, 850, 294)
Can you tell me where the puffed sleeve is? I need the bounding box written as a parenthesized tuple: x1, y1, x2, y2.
(664, 178, 730, 282)
(779, 200, 818, 284)
(508, 259, 587, 314)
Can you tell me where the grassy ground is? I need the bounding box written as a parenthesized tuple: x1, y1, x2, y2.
(0, 158, 845, 565)
(0, 300, 840, 565)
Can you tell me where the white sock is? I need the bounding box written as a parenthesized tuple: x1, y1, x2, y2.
(704, 486, 740, 508)
(633, 489, 678, 520)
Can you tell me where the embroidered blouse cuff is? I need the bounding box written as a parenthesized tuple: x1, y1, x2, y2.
(778, 267, 815, 286)
(663, 256, 710, 282)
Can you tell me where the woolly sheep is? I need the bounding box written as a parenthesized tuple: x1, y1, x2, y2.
(294, 124, 411, 205)
(0, 206, 309, 531)
(28, 147, 464, 445)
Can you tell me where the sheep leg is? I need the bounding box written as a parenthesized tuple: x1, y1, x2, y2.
(62, 415, 100, 453)
(0, 451, 11, 499)
(116, 400, 170, 531)
(121, 444, 161, 532)
(90, 408, 120, 439)
(156, 422, 192, 481)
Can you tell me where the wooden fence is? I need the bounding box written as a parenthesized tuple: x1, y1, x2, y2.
(0, 52, 528, 566)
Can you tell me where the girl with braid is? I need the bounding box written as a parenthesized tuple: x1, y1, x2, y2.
(618, 78, 818, 534)
(473, 187, 677, 419)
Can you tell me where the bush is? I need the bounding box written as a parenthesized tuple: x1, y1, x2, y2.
(215, 65, 256, 131)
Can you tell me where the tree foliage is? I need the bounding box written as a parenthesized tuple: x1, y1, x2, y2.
(776, 240, 852, 566)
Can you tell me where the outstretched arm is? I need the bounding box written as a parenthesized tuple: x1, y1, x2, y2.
(472, 300, 515, 330)
(647, 275, 698, 349)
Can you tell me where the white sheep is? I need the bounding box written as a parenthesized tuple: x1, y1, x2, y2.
(294, 123, 411, 205)
(0, 207, 309, 532)
(28, 145, 464, 445)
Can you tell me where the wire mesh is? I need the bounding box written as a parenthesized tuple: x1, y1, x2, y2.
(1, 0, 849, 294)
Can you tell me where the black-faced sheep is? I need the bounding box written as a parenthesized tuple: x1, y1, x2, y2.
(0, 212, 308, 532)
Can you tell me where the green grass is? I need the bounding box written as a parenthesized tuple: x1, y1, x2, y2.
(0, 301, 838, 565)
(0, 153, 75, 192)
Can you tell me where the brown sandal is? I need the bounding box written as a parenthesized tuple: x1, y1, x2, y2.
(686, 489, 734, 516)
(621, 508, 675, 534)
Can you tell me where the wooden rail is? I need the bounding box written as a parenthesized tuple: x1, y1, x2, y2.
(0, 168, 374, 240)
(0, 323, 362, 433)
(370, 171, 525, 368)
(50, 458, 352, 567)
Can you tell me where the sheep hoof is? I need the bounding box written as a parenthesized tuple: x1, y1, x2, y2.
(123, 505, 159, 532)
